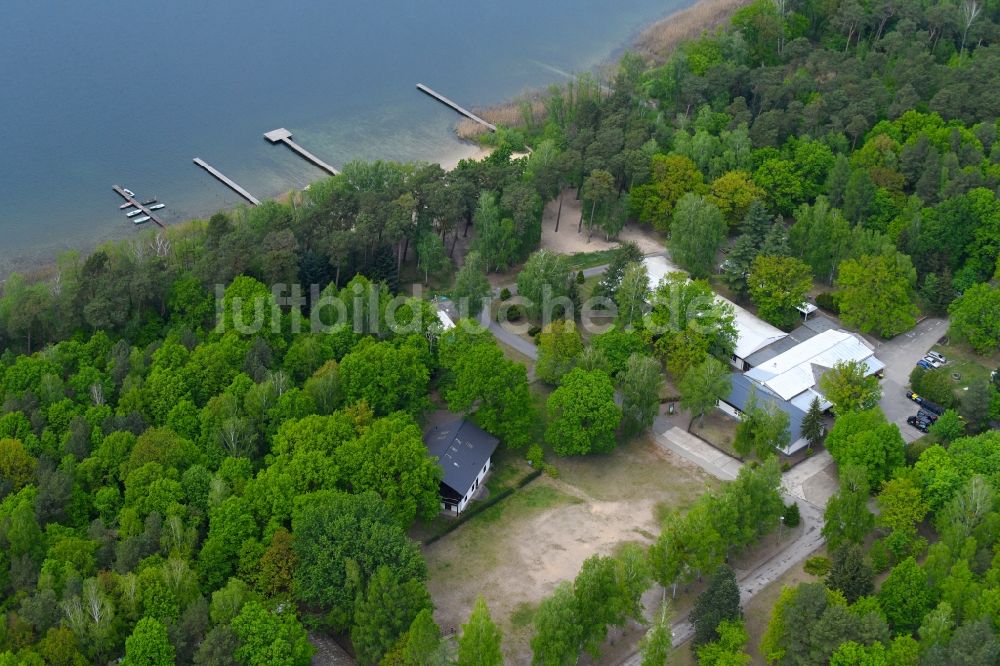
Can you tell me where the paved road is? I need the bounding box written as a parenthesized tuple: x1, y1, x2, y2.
(481, 254, 667, 362)
(479, 258, 837, 661)
(652, 420, 742, 480)
(872, 317, 948, 443)
(622, 425, 830, 662)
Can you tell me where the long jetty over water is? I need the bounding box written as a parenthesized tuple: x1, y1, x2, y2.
(112, 186, 166, 228)
(193, 158, 261, 206)
(263, 128, 340, 175)
(416, 83, 497, 132)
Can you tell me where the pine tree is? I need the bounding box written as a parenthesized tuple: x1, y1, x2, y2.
(458, 596, 503, 666)
(759, 222, 790, 257)
(826, 544, 874, 603)
(691, 564, 742, 646)
(801, 396, 825, 449)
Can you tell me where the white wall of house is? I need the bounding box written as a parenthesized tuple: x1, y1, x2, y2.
(718, 399, 741, 419)
(781, 436, 810, 456)
(450, 456, 493, 514)
(717, 399, 809, 456)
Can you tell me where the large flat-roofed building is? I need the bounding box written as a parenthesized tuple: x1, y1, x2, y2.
(745, 327, 884, 413)
(642, 256, 787, 370)
(719, 373, 811, 455)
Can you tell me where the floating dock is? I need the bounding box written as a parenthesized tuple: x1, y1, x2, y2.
(416, 83, 497, 132)
(112, 185, 166, 228)
(263, 128, 340, 175)
(193, 158, 261, 206)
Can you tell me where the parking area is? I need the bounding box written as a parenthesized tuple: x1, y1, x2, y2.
(872, 317, 948, 442)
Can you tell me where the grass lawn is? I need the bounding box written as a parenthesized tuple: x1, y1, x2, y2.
(565, 248, 620, 270)
(931, 340, 997, 391)
(690, 410, 742, 460)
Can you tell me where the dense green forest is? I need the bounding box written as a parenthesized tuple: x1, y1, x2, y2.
(2, 0, 1000, 664)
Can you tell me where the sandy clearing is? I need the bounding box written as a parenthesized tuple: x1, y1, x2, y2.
(424, 437, 713, 662)
(540, 188, 665, 256)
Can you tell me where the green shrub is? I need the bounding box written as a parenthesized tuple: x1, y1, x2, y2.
(576, 270, 585, 284)
(503, 304, 526, 322)
(804, 556, 831, 576)
(544, 464, 559, 478)
(910, 366, 955, 407)
(815, 291, 840, 314)
(783, 502, 801, 527)
(528, 325, 542, 338)
(500, 287, 512, 301)
(526, 444, 544, 467)
(868, 539, 891, 573)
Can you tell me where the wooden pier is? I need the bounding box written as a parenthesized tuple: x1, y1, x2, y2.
(112, 185, 166, 228)
(263, 128, 340, 175)
(416, 83, 496, 132)
(193, 158, 261, 206)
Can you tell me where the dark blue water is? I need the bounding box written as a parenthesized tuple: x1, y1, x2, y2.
(0, 0, 685, 275)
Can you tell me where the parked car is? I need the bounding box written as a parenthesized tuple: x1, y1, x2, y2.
(926, 351, 947, 364)
(906, 391, 946, 415)
(917, 409, 939, 423)
(907, 415, 932, 433)
(922, 355, 944, 368)
(916, 359, 933, 370)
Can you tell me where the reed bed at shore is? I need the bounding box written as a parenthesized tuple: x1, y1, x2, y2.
(456, 97, 548, 139)
(635, 0, 753, 61)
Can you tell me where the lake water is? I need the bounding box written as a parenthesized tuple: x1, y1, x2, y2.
(0, 0, 686, 275)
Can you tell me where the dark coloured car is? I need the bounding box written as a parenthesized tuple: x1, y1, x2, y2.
(907, 415, 931, 433)
(906, 391, 945, 416)
(917, 409, 939, 423)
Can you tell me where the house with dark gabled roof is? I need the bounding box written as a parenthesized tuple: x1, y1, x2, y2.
(424, 419, 499, 514)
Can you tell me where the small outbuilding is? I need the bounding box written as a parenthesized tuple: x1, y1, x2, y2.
(424, 419, 499, 514)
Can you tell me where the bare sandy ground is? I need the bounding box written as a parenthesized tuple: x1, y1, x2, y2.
(540, 188, 665, 256)
(424, 437, 713, 662)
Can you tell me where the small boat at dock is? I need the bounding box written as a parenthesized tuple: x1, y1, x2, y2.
(133, 216, 151, 225)
(148, 203, 165, 210)
(123, 188, 136, 197)
(126, 209, 143, 217)
(119, 202, 135, 210)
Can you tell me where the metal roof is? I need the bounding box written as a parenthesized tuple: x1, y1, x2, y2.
(723, 373, 805, 445)
(641, 256, 788, 361)
(745, 329, 880, 401)
(424, 419, 499, 496)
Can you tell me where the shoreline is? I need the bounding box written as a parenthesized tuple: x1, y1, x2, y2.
(1, 0, 743, 286)
(454, 0, 751, 138)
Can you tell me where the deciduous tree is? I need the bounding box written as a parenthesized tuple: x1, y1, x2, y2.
(822, 464, 875, 550)
(451, 251, 493, 317)
(619, 354, 664, 437)
(747, 255, 813, 328)
(679, 357, 731, 431)
(545, 368, 621, 455)
(836, 253, 918, 337)
(536, 321, 583, 385)
(818, 360, 882, 415)
(123, 618, 175, 666)
(458, 596, 503, 666)
(669, 194, 727, 278)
